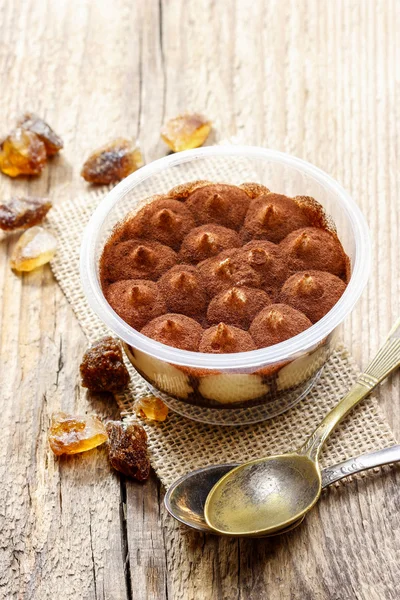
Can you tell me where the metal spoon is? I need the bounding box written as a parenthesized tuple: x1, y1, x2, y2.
(165, 444, 400, 534)
(204, 319, 400, 536)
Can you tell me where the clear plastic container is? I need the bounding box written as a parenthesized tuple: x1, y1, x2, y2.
(80, 146, 371, 425)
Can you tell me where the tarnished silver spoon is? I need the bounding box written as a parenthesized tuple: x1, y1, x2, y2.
(165, 445, 400, 534)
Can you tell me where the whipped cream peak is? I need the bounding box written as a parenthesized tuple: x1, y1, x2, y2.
(211, 323, 234, 349)
(215, 257, 234, 277)
(170, 270, 197, 291)
(162, 318, 183, 336)
(224, 287, 247, 306)
(132, 245, 155, 266)
(248, 247, 271, 266)
(198, 231, 216, 251)
(264, 307, 285, 328)
(130, 284, 152, 306)
(295, 272, 324, 297)
(260, 203, 280, 227)
(155, 208, 177, 229)
(292, 231, 311, 254)
(207, 192, 226, 213)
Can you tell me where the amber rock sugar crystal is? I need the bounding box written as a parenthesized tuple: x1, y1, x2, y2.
(135, 396, 169, 422)
(18, 113, 64, 156)
(81, 138, 143, 184)
(0, 197, 52, 231)
(48, 412, 108, 456)
(161, 113, 212, 152)
(10, 226, 57, 272)
(106, 421, 150, 481)
(0, 128, 47, 177)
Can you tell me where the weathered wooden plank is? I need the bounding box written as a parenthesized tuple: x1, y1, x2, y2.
(0, 0, 399, 599)
(156, 1, 400, 599)
(0, 263, 129, 599)
(0, 0, 138, 598)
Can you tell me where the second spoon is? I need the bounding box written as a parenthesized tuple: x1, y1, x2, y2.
(165, 444, 400, 534)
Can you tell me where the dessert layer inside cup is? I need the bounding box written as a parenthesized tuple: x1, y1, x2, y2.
(100, 181, 350, 355)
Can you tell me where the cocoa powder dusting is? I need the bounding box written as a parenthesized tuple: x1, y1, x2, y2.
(99, 181, 350, 353)
(140, 313, 204, 351)
(104, 279, 167, 330)
(199, 323, 256, 353)
(279, 270, 347, 323)
(250, 304, 313, 348)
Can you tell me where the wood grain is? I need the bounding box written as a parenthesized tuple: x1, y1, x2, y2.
(0, 0, 398, 599)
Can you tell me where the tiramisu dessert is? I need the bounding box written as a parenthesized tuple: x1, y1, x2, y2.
(99, 181, 349, 407)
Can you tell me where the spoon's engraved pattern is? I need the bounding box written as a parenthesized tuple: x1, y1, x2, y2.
(298, 423, 328, 461)
(364, 328, 400, 383)
(321, 459, 365, 485)
(358, 373, 379, 389)
(300, 320, 400, 465)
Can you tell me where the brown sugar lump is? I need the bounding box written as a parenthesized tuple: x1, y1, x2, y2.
(124, 197, 195, 249)
(141, 314, 203, 351)
(198, 249, 261, 297)
(250, 304, 312, 348)
(80, 336, 130, 392)
(207, 286, 271, 330)
(106, 421, 150, 482)
(100, 238, 177, 283)
(104, 279, 167, 330)
(185, 183, 251, 230)
(158, 265, 208, 319)
(279, 271, 347, 323)
(199, 323, 256, 354)
(279, 227, 347, 277)
(237, 240, 289, 298)
(179, 223, 241, 263)
(241, 192, 311, 243)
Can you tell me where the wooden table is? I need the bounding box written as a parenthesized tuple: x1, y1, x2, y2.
(1, 1, 399, 598)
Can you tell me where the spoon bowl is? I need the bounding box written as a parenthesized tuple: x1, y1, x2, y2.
(204, 454, 320, 535)
(165, 462, 305, 535)
(165, 463, 237, 532)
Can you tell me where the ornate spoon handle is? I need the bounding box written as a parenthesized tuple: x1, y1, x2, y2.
(321, 444, 400, 487)
(300, 318, 400, 462)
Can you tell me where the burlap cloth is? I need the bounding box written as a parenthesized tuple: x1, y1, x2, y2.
(47, 166, 396, 489)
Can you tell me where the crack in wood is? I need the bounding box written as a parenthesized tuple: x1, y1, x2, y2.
(55, 336, 64, 388)
(58, 477, 62, 517)
(120, 478, 133, 600)
(158, 477, 169, 600)
(89, 511, 98, 600)
(158, 0, 167, 123)
(137, 28, 143, 143)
